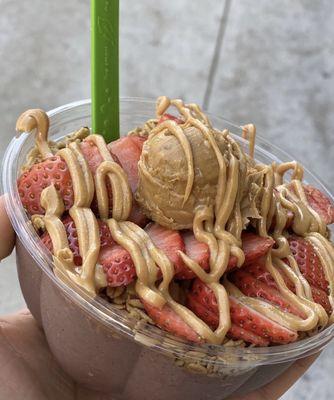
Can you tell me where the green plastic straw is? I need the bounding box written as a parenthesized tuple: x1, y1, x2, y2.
(91, 0, 119, 141)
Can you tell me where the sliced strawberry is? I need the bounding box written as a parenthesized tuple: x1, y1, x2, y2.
(82, 138, 147, 225)
(311, 286, 332, 315)
(102, 222, 185, 287)
(241, 232, 275, 264)
(18, 136, 148, 224)
(177, 231, 210, 279)
(145, 223, 185, 274)
(83, 138, 147, 225)
(100, 245, 137, 287)
(176, 231, 274, 279)
(228, 323, 270, 347)
(18, 141, 108, 216)
(245, 262, 294, 292)
(229, 232, 274, 269)
(41, 216, 114, 266)
(229, 269, 304, 317)
(18, 141, 112, 216)
(229, 296, 298, 344)
(142, 301, 201, 343)
(42, 215, 135, 287)
(108, 136, 148, 224)
(18, 156, 74, 215)
(187, 279, 298, 345)
(130, 135, 147, 153)
(246, 261, 332, 315)
(186, 288, 219, 329)
(41, 215, 80, 264)
(80, 140, 105, 174)
(287, 184, 334, 225)
(303, 185, 334, 225)
(158, 113, 183, 125)
(108, 136, 142, 192)
(186, 291, 270, 346)
(288, 236, 329, 294)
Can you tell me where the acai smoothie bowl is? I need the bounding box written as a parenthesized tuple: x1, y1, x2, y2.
(2, 97, 334, 400)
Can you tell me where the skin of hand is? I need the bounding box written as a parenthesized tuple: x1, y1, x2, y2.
(0, 196, 320, 400)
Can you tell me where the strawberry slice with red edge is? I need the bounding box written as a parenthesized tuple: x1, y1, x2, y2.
(176, 231, 210, 279)
(228, 323, 270, 347)
(187, 278, 298, 345)
(310, 287, 332, 315)
(142, 300, 202, 343)
(246, 259, 332, 315)
(83, 137, 148, 225)
(287, 184, 334, 225)
(42, 215, 135, 288)
(228, 232, 274, 269)
(176, 231, 274, 279)
(229, 296, 298, 344)
(303, 185, 334, 225)
(100, 245, 137, 287)
(18, 156, 74, 215)
(288, 236, 329, 294)
(245, 262, 294, 291)
(143, 285, 269, 345)
(287, 236, 332, 314)
(229, 268, 304, 317)
(80, 140, 115, 216)
(145, 223, 185, 274)
(19, 141, 109, 216)
(80, 140, 106, 174)
(102, 222, 186, 287)
(130, 135, 147, 153)
(109, 136, 148, 226)
(108, 136, 142, 192)
(41, 215, 114, 266)
(18, 136, 148, 225)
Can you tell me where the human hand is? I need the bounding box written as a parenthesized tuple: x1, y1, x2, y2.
(0, 196, 320, 400)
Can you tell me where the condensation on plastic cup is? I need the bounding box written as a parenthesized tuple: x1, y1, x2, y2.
(2, 98, 334, 371)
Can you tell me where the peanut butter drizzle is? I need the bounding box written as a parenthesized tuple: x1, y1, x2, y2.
(275, 161, 304, 185)
(16, 109, 53, 158)
(86, 135, 132, 220)
(241, 124, 256, 159)
(57, 146, 94, 208)
(18, 99, 334, 345)
(40, 172, 101, 294)
(241, 161, 332, 331)
(305, 233, 334, 323)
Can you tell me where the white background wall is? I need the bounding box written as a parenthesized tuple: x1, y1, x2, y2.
(0, 1, 333, 398)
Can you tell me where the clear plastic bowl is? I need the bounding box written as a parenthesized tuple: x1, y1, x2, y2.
(2, 99, 334, 399)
